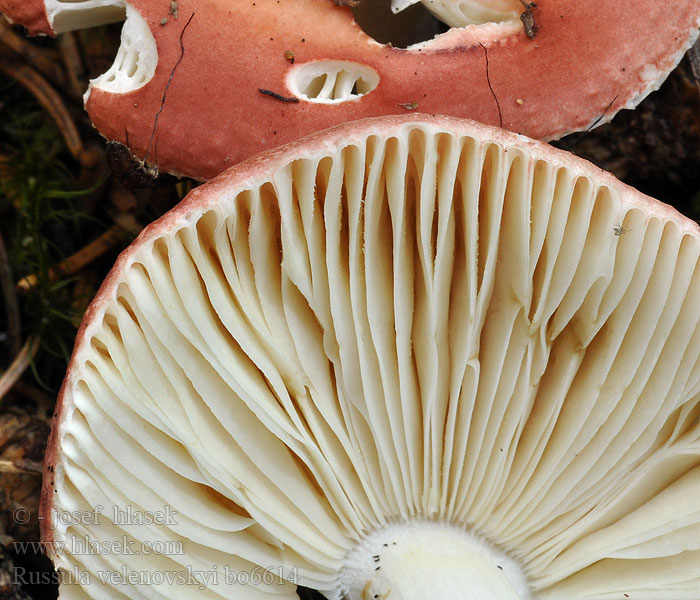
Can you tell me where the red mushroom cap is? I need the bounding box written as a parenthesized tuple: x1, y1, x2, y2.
(79, 0, 700, 180)
(0, 0, 52, 36)
(4, 1, 700, 180)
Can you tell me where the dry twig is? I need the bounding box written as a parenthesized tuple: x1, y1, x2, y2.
(17, 223, 130, 292)
(0, 19, 64, 87)
(0, 459, 43, 475)
(0, 58, 86, 164)
(58, 31, 88, 98)
(0, 338, 39, 402)
(0, 232, 21, 356)
(11, 382, 53, 418)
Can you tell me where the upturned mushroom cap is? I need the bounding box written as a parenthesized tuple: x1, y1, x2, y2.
(3, 0, 700, 180)
(42, 114, 700, 599)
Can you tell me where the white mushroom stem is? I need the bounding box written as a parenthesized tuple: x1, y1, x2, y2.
(336, 521, 531, 600)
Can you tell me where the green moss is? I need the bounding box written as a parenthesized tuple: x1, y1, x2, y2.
(0, 80, 101, 390)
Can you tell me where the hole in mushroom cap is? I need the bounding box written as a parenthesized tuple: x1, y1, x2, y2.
(86, 2, 157, 100)
(351, 0, 448, 48)
(287, 61, 379, 104)
(393, 0, 522, 28)
(45, 0, 127, 34)
(350, 0, 521, 48)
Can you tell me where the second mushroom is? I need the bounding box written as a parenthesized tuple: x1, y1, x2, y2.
(41, 115, 700, 599)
